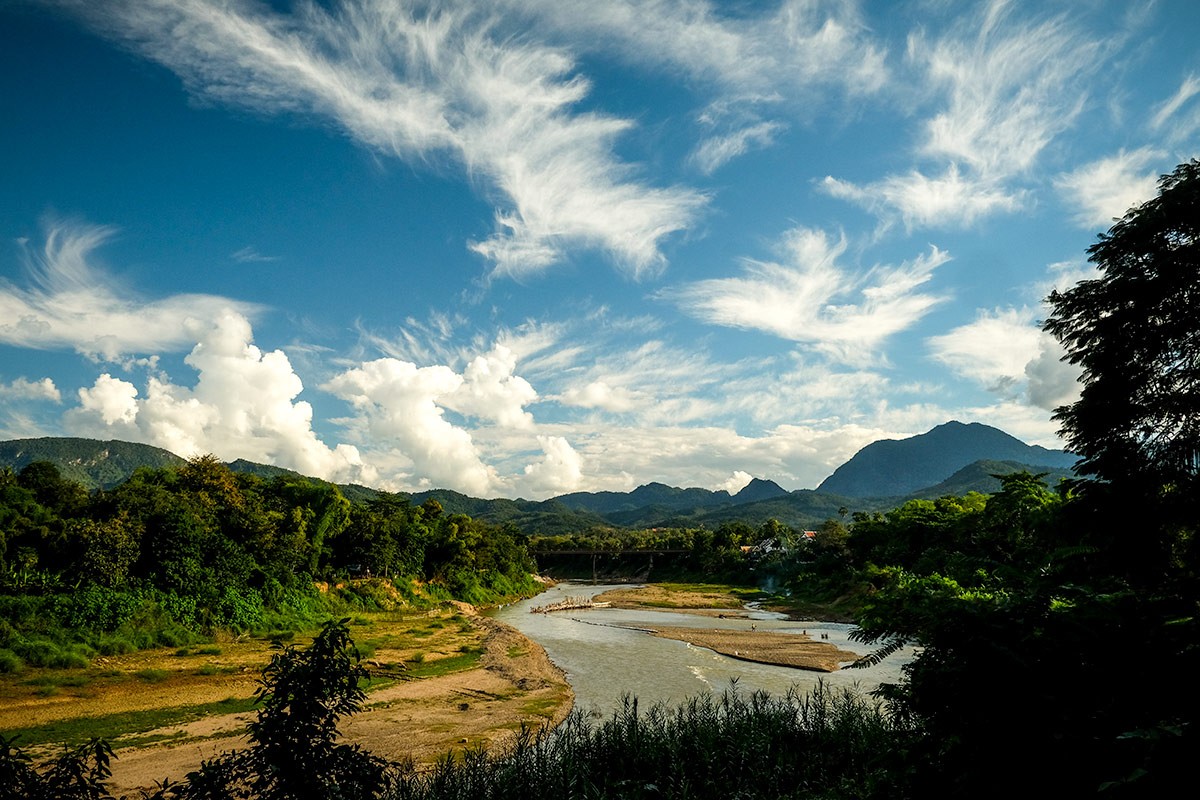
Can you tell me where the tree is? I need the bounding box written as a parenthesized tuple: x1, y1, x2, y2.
(1043, 159, 1200, 489)
(179, 619, 391, 800)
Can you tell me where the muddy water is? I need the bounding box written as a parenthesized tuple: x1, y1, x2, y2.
(494, 583, 916, 717)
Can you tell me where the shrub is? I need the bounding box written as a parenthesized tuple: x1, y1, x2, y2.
(14, 639, 90, 669)
(0, 649, 22, 673)
(51, 586, 144, 632)
(90, 635, 136, 656)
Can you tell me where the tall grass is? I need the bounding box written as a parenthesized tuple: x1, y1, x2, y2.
(388, 682, 914, 800)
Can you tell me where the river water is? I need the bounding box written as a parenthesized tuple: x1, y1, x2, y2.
(492, 583, 916, 717)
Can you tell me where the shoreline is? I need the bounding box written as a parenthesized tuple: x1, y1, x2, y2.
(592, 583, 861, 672)
(646, 626, 860, 672)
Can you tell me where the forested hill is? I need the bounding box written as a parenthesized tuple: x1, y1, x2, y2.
(1, 427, 1077, 533)
(0, 437, 185, 489)
(816, 421, 1077, 497)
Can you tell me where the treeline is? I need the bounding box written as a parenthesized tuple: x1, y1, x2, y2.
(0, 456, 538, 672)
(530, 521, 789, 581)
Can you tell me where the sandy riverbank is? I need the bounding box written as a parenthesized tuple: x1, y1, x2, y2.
(647, 626, 859, 672)
(594, 584, 860, 672)
(0, 606, 573, 798)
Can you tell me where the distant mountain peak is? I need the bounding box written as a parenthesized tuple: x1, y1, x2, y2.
(816, 421, 1077, 498)
(733, 477, 787, 503)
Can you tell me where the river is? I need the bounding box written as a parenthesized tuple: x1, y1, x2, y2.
(493, 582, 916, 717)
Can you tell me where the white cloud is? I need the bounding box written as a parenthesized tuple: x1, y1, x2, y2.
(691, 120, 784, 174)
(957, 399, 1064, 450)
(543, 339, 734, 425)
(516, 435, 583, 497)
(0, 377, 61, 403)
(1054, 148, 1164, 230)
(911, 1, 1104, 178)
(821, 166, 1022, 230)
(231, 246, 277, 263)
(0, 219, 262, 360)
(533, 418, 933, 493)
(323, 357, 495, 496)
(666, 227, 949, 364)
(927, 307, 1043, 393)
(715, 470, 753, 494)
(443, 345, 537, 429)
(64, 0, 704, 279)
(65, 311, 374, 484)
(927, 306, 1081, 411)
(1151, 72, 1200, 138)
(823, 2, 1109, 229)
(1025, 336, 1081, 412)
(560, 380, 642, 414)
(502, 0, 888, 103)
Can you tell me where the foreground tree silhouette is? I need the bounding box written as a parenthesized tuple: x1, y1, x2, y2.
(1044, 159, 1200, 491)
(175, 618, 391, 800)
(0, 736, 117, 800)
(1041, 159, 1200, 796)
(850, 161, 1200, 799)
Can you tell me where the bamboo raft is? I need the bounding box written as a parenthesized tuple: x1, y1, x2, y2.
(530, 596, 611, 614)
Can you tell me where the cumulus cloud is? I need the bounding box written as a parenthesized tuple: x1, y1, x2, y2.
(1054, 148, 1164, 230)
(442, 345, 537, 429)
(927, 306, 1080, 410)
(1025, 336, 1081, 412)
(517, 435, 583, 497)
(0, 219, 262, 360)
(927, 307, 1044, 394)
(665, 227, 949, 364)
(0, 377, 61, 403)
(65, 311, 374, 484)
(323, 357, 495, 495)
(60, 0, 704, 279)
(715, 470, 753, 494)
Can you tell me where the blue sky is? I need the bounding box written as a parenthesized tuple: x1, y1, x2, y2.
(1, 0, 1197, 499)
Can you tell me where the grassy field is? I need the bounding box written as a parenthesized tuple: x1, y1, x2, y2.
(0, 608, 487, 753)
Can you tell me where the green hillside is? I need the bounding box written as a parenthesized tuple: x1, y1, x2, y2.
(0, 437, 185, 489)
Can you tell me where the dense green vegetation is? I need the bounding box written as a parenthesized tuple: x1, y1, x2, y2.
(1, 161, 1197, 798)
(0, 455, 539, 674)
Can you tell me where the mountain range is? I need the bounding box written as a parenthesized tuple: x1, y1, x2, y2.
(0, 421, 1077, 533)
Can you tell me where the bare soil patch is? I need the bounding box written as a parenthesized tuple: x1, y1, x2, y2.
(0, 608, 572, 798)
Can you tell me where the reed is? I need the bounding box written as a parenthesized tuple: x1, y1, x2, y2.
(387, 681, 913, 800)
